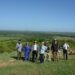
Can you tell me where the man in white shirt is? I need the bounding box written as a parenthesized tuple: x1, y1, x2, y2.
(63, 42, 69, 60)
(16, 40, 22, 60)
(32, 41, 39, 62)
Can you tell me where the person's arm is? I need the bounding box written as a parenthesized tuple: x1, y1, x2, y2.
(21, 44, 23, 51)
(31, 45, 33, 51)
(16, 43, 18, 49)
(45, 46, 48, 52)
(38, 46, 41, 54)
(30, 46, 31, 52)
(37, 45, 40, 50)
(51, 44, 53, 50)
(48, 46, 50, 50)
(67, 44, 70, 51)
(68, 44, 70, 48)
(23, 46, 25, 53)
(58, 43, 60, 50)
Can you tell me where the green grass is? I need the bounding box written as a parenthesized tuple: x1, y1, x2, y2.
(0, 35, 75, 53)
(0, 52, 75, 75)
(0, 37, 18, 41)
(0, 32, 75, 75)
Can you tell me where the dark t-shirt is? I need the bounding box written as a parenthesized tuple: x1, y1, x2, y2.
(51, 43, 59, 52)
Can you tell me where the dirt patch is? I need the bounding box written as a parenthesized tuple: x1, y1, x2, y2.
(0, 60, 16, 68)
(0, 62, 8, 67)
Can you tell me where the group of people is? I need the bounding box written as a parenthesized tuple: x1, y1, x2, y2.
(16, 39, 69, 63)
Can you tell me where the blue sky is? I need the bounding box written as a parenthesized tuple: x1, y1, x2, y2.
(0, 0, 75, 32)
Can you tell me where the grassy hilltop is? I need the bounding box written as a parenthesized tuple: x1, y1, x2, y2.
(0, 31, 75, 75)
(0, 31, 75, 53)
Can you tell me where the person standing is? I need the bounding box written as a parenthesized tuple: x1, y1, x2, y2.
(24, 42, 31, 61)
(40, 42, 47, 63)
(16, 40, 22, 60)
(63, 41, 69, 60)
(44, 41, 51, 61)
(32, 41, 39, 62)
(51, 39, 59, 61)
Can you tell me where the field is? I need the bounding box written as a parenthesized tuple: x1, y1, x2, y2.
(0, 31, 75, 75)
(0, 51, 75, 75)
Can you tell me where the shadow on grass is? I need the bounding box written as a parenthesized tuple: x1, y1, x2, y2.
(11, 56, 33, 62)
(11, 56, 24, 61)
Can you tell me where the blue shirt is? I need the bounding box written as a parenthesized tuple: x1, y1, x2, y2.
(24, 45, 31, 53)
(40, 45, 47, 54)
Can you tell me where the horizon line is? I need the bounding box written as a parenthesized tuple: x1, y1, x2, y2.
(0, 30, 75, 33)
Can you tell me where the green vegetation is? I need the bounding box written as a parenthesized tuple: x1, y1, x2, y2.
(0, 31, 75, 53)
(0, 51, 75, 75)
(0, 31, 75, 75)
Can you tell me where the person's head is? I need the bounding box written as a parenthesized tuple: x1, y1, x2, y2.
(41, 42, 45, 45)
(64, 40, 67, 44)
(18, 39, 21, 44)
(34, 41, 37, 44)
(26, 42, 29, 46)
(54, 39, 58, 44)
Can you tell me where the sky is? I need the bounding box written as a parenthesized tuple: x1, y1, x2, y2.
(0, 0, 75, 32)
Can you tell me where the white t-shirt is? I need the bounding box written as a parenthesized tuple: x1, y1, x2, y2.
(63, 43, 69, 50)
(32, 44, 38, 51)
(16, 43, 22, 52)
